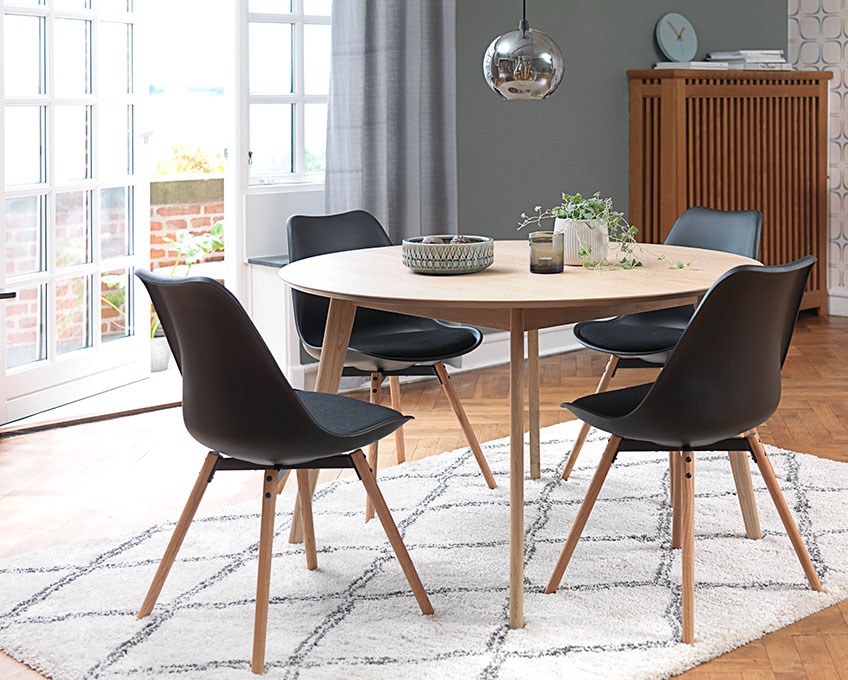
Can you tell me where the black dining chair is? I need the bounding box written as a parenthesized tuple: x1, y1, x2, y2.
(134, 269, 433, 675)
(544, 256, 823, 644)
(563, 207, 763, 482)
(564, 207, 764, 541)
(287, 210, 497, 522)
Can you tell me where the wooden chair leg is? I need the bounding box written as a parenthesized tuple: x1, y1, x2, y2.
(528, 329, 541, 480)
(434, 361, 497, 489)
(679, 452, 696, 643)
(364, 371, 383, 523)
(728, 450, 762, 539)
(747, 432, 824, 592)
(351, 450, 434, 615)
(388, 376, 407, 464)
(288, 470, 318, 544)
(561, 355, 620, 480)
(138, 452, 219, 619)
(545, 435, 621, 594)
(275, 469, 291, 495)
(297, 470, 318, 571)
(670, 451, 682, 549)
(252, 468, 278, 674)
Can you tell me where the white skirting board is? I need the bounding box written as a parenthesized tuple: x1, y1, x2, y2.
(828, 290, 848, 316)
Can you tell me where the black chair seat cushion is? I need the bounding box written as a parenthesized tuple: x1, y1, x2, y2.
(295, 390, 412, 451)
(573, 305, 694, 356)
(563, 382, 701, 449)
(348, 316, 482, 363)
(563, 383, 653, 424)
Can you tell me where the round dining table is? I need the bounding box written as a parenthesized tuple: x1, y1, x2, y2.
(279, 240, 758, 629)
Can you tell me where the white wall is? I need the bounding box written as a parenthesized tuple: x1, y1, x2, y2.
(244, 186, 325, 258)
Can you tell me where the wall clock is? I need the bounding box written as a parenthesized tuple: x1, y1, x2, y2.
(655, 12, 698, 62)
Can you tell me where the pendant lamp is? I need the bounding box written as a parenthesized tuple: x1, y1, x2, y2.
(483, 0, 565, 100)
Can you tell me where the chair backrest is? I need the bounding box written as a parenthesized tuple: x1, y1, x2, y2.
(136, 269, 343, 466)
(629, 257, 814, 447)
(287, 210, 392, 348)
(664, 206, 762, 259)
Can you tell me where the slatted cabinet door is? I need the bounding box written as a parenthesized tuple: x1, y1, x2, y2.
(628, 70, 832, 312)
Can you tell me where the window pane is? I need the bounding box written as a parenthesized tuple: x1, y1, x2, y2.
(100, 269, 131, 342)
(248, 0, 292, 13)
(98, 104, 131, 178)
(99, 22, 131, 95)
(303, 0, 331, 16)
(304, 102, 326, 172)
(4, 106, 44, 185)
(97, 0, 131, 12)
(54, 105, 92, 182)
(303, 24, 330, 95)
(56, 275, 91, 354)
(4, 14, 43, 97)
(5, 195, 45, 276)
(54, 0, 91, 9)
(249, 23, 292, 95)
(55, 190, 91, 267)
(249, 103, 292, 178)
(100, 186, 132, 258)
(6, 284, 47, 369)
(54, 18, 91, 96)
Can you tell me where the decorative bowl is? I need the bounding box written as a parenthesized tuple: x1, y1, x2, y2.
(401, 235, 494, 275)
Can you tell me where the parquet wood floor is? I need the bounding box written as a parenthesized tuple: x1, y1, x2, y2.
(1, 312, 846, 678)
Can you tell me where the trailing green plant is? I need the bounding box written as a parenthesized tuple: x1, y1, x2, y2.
(163, 220, 225, 277)
(519, 191, 642, 269)
(150, 221, 225, 336)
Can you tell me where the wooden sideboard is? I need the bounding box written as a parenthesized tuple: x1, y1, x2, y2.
(628, 69, 832, 311)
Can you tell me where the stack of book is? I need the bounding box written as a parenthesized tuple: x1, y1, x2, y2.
(707, 50, 792, 70)
(654, 61, 729, 70)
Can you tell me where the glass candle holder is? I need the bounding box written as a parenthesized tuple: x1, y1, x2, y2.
(528, 231, 564, 273)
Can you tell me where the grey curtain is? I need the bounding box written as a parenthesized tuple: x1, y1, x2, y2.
(325, 0, 457, 242)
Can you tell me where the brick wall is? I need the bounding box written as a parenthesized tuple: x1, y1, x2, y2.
(5, 179, 225, 369)
(149, 178, 224, 271)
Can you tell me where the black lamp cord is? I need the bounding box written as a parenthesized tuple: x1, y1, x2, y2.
(518, 0, 529, 34)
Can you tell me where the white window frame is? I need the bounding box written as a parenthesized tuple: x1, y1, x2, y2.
(1, 0, 150, 424)
(246, 1, 330, 187)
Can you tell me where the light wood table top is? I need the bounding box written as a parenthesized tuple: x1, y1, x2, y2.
(280, 241, 757, 330)
(279, 239, 759, 630)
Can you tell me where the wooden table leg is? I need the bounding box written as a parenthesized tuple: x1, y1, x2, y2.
(728, 450, 762, 539)
(289, 298, 357, 544)
(527, 329, 540, 480)
(364, 371, 383, 523)
(389, 376, 406, 464)
(509, 310, 526, 629)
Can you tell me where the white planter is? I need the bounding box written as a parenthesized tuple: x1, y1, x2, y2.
(151, 335, 172, 372)
(554, 218, 610, 266)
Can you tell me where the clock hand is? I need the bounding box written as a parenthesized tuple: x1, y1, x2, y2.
(667, 19, 683, 40)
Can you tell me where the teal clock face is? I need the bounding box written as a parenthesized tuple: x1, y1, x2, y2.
(656, 12, 698, 62)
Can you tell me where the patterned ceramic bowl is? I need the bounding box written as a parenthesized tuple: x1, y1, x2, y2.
(401, 235, 494, 275)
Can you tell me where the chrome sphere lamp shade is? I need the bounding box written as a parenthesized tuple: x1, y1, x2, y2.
(483, 0, 565, 100)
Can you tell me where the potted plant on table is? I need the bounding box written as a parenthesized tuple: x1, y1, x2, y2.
(519, 191, 641, 268)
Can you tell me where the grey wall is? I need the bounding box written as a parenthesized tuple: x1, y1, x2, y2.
(456, 0, 788, 240)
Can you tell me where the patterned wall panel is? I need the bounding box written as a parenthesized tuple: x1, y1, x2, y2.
(790, 0, 848, 310)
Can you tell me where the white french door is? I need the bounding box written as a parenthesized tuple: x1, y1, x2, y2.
(1, 0, 149, 424)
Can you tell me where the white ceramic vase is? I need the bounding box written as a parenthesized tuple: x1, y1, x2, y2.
(554, 218, 610, 266)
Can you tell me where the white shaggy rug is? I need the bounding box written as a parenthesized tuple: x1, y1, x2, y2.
(1, 420, 847, 680)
